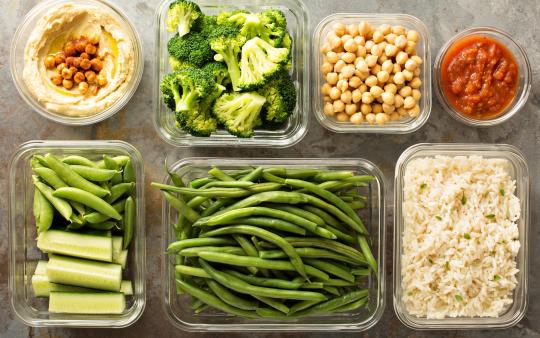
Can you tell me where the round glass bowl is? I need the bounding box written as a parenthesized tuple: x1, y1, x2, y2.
(10, 0, 143, 125)
(434, 27, 531, 127)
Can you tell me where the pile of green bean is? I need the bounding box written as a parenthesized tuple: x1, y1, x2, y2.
(152, 166, 377, 319)
(31, 153, 136, 247)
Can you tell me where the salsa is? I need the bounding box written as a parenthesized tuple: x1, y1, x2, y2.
(441, 35, 518, 119)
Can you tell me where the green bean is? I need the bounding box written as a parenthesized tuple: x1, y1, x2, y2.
(167, 237, 236, 252)
(34, 189, 54, 233)
(263, 168, 320, 179)
(246, 182, 284, 194)
(299, 282, 324, 289)
(104, 155, 123, 185)
(254, 295, 289, 314)
(256, 307, 290, 318)
(150, 183, 249, 198)
(225, 269, 303, 290)
(206, 280, 258, 310)
(175, 278, 259, 319)
(221, 191, 310, 213)
(190, 177, 215, 189)
(261, 171, 286, 184)
(348, 201, 365, 209)
(320, 278, 356, 287)
(83, 199, 126, 223)
(95, 155, 130, 169)
(323, 286, 340, 296)
(179, 246, 245, 257)
(87, 221, 118, 230)
(351, 268, 371, 276)
(251, 236, 263, 252)
(291, 290, 369, 317)
(280, 237, 366, 264)
(105, 182, 135, 204)
(201, 199, 228, 217)
(175, 265, 211, 278)
(313, 171, 354, 182)
(304, 259, 355, 283)
(162, 191, 200, 223)
(302, 205, 342, 229)
(239, 167, 263, 182)
(199, 259, 326, 301)
(288, 300, 322, 315)
(227, 217, 306, 235)
(267, 204, 325, 226)
(69, 165, 119, 182)
(205, 181, 255, 188)
(43, 153, 110, 198)
(190, 298, 204, 310)
(209, 167, 235, 182)
(334, 296, 368, 313)
(320, 223, 355, 244)
(300, 194, 365, 234)
(61, 155, 98, 167)
(232, 235, 260, 275)
(358, 235, 378, 274)
(200, 225, 307, 279)
(32, 177, 72, 221)
(260, 248, 362, 265)
(196, 252, 329, 280)
(53, 187, 121, 220)
(123, 159, 135, 183)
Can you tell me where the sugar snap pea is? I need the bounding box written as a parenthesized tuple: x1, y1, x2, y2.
(103, 155, 123, 185)
(53, 187, 121, 220)
(32, 167, 68, 189)
(95, 155, 130, 169)
(32, 176, 72, 221)
(83, 199, 126, 223)
(69, 165, 120, 182)
(105, 182, 134, 204)
(123, 159, 135, 183)
(34, 189, 54, 233)
(123, 196, 135, 249)
(206, 279, 258, 310)
(87, 221, 118, 230)
(61, 155, 98, 167)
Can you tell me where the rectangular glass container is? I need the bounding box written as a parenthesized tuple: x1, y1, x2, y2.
(153, 0, 309, 147)
(312, 13, 431, 133)
(393, 143, 529, 329)
(161, 157, 386, 331)
(8, 140, 146, 327)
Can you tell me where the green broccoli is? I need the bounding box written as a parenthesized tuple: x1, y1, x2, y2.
(209, 25, 245, 91)
(203, 62, 231, 87)
(217, 9, 287, 47)
(258, 70, 296, 123)
(166, 0, 203, 36)
(238, 37, 289, 91)
(213, 92, 266, 137)
(167, 31, 214, 68)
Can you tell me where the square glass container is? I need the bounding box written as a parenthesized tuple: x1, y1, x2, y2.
(161, 158, 386, 331)
(393, 143, 529, 329)
(312, 13, 431, 133)
(153, 0, 309, 147)
(8, 140, 146, 327)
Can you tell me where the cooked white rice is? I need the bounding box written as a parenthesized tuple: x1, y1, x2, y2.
(401, 155, 520, 319)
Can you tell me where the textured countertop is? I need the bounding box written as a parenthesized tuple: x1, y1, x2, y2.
(2, 0, 540, 337)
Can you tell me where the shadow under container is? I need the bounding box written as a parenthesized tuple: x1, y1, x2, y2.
(312, 13, 431, 133)
(393, 143, 529, 329)
(9, 140, 146, 327)
(153, 0, 309, 147)
(161, 158, 386, 331)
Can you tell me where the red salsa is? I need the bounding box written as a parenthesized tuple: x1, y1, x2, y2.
(441, 35, 518, 119)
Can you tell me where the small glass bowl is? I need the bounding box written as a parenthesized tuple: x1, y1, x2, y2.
(393, 143, 529, 329)
(434, 27, 531, 127)
(312, 13, 431, 133)
(10, 0, 144, 125)
(8, 140, 146, 327)
(161, 157, 386, 331)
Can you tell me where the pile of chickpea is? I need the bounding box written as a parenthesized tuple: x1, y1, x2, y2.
(44, 35, 107, 96)
(320, 22, 423, 125)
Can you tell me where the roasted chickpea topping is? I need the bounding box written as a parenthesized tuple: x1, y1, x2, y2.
(73, 72, 85, 83)
(45, 56, 56, 69)
(62, 79, 74, 89)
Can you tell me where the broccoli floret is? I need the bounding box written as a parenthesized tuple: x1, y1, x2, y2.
(216, 9, 250, 25)
(203, 62, 231, 87)
(167, 31, 214, 68)
(217, 9, 287, 47)
(238, 37, 289, 91)
(209, 25, 245, 91)
(166, 0, 203, 36)
(258, 70, 296, 123)
(169, 56, 191, 71)
(213, 92, 266, 137)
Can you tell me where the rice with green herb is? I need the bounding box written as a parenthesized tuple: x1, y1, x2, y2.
(401, 156, 520, 318)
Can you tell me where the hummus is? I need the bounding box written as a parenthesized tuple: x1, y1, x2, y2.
(23, 3, 136, 117)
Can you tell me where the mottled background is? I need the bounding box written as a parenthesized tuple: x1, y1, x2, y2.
(1, 0, 540, 337)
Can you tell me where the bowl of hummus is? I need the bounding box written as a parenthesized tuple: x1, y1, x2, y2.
(11, 0, 143, 125)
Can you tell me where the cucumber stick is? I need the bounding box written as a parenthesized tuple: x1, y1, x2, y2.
(32, 273, 133, 297)
(34, 260, 48, 275)
(112, 236, 123, 261)
(49, 292, 125, 314)
(47, 254, 122, 291)
(113, 249, 128, 269)
(37, 230, 113, 262)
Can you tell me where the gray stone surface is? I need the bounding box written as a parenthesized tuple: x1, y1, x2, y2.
(1, 0, 539, 336)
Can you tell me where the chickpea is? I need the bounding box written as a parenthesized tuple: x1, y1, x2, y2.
(411, 55, 423, 65)
(393, 72, 405, 85)
(378, 54, 388, 63)
(353, 36, 365, 46)
(73, 71, 85, 83)
(62, 79, 74, 89)
(392, 25, 406, 35)
(336, 79, 348, 92)
(352, 89, 362, 103)
(336, 112, 349, 122)
(408, 104, 420, 117)
(407, 30, 419, 42)
(346, 24, 359, 37)
(333, 100, 345, 112)
(405, 59, 417, 71)
(412, 89, 422, 101)
(345, 103, 357, 115)
(395, 51, 409, 65)
(361, 91, 374, 104)
(399, 86, 412, 97)
(365, 113, 376, 124)
(75, 40, 87, 53)
(334, 60, 346, 72)
(403, 96, 416, 109)
(403, 69, 414, 81)
(341, 34, 353, 43)
(413, 67, 421, 76)
(370, 44, 382, 57)
(89, 85, 99, 96)
(330, 36, 342, 50)
(320, 83, 331, 95)
(65, 56, 75, 67)
(355, 59, 368, 73)
(356, 45, 367, 58)
(97, 73, 108, 87)
(372, 30, 384, 43)
(333, 23, 346, 36)
(377, 112, 390, 124)
(393, 63, 402, 74)
(321, 43, 331, 54)
(410, 77, 422, 89)
(321, 62, 333, 75)
(344, 39, 358, 53)
(54, 52, 66, 65)
(44, 56, 56, 69)
(395, 35, 408, 49)
(324, 95, 332, 102)
(85, 70, 96, 84)
(385, 33, 397, 44)
(350, 112, 364, 124)
(397, 107, 408, 116)
(370, 85, 383, 98)
(341, 65, 355, 78)
(365, 55, 378, 67)
(393, 94, 404, 108)
(323, 102, 335, 116)
(358, 21, 371, 36)
(50, 74, 63, 85)
(371, 64, 381, 75)
(384, 44, 398, 57)
(61, 67, 73, 79)
(89, 34, 100, 45)
(372, 103, 383, 114)
(80, 52, 89, 60)
(377, 70, 390, 84)
(359, 84, 368, 93)
(329, 86, 342, 100)
(64, 42, 77, 57)
(365, 75, 378, 87)
(356, 69, 369, 80)
(56, 62, 66, 72)
(78, 81, 89, 94)
(381, 91, 395, 105)
(360, 103, 372, 115)
(405, 41, 417, 55)
(88, 58, 102, 73)
(341, 90, 353, 104)
(80, 58, 91, 70)
(348, 76, 361, 89)
(326, 72, 339, 85)
(380, 60, 392, 74)
(326, 51, 338, 64)
(364, 40, 375, 51)
(378, 24, 391, 35)
(384, 83, 397, 94)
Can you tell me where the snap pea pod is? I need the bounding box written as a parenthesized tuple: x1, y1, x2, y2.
(43, 153, 110, 198)
(259, 248, 363, 266)
(358, 235, 378, 275)
(254, 295, 289, 314)
(83, 199, 126, 223)
(123, 196, 135, 250)
(33, 167, 86, 215)
(95, 155, 130, 169)
(32, 177, 72, 221)
(232, 235, 260, 275)
(162, 191, 200, 223)
(104, 155, 123, 185)
(69, 165, 119, 182)
(304, 259, 355, 283)
(61, 155, 98, 167)
(178, 246, 246, 257)
(291, 290, 369, 317)
(175, 265, 211, 278)
(196, 252, 329, 281)
(175, 278, 259, 319)
(123, 159, 135, 183)
(105, 182, 134, 204)
(334, 296, 368, 312)
(87, 221, 118, 230)
(53, 187, 121, 220)
(200, 225, 308, 280)
(34, 189, 54, 233)
(208, 167, 235, 182)
(199, 259, 326, 301)
(206, 280, 258, 311)
(167, 237, 237, 252)
(227, 217, 306, 235)
(225, 269, 303, 290)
